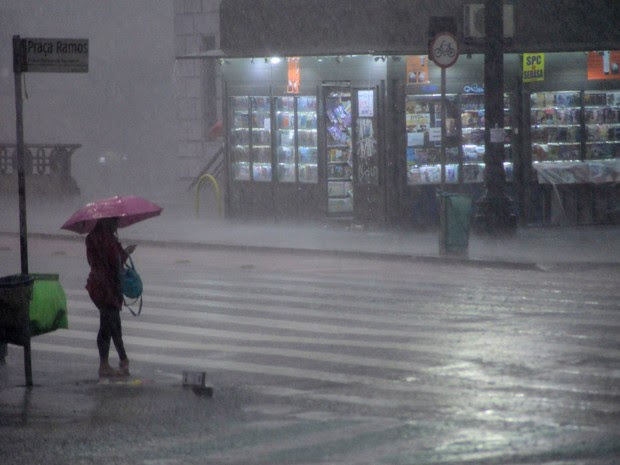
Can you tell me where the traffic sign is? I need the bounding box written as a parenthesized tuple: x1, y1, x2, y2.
(429, 32, 459, 68)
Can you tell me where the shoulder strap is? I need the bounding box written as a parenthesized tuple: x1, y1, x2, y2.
(125, 254, 136, 270)
(124, 295, 142, 317)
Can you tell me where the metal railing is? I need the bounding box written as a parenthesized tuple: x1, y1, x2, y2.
(0, 143, 81, 195)
(191, 144, 224, 217)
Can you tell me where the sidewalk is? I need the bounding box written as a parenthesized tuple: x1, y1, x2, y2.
(1, 196, 619, 268)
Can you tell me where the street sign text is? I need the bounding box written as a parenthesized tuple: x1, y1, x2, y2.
(21, 38, 89, 73)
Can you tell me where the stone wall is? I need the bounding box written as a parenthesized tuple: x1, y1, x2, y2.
(173, 0, 222, 182)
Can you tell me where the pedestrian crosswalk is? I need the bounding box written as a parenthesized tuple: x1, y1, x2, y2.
(25, 264, 620, 463)
(43, 274, 447, 396)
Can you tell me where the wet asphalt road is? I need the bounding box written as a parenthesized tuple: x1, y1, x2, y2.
(1, 236, 619, 464)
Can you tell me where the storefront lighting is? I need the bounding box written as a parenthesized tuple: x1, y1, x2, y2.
(270, 57, 282, 64)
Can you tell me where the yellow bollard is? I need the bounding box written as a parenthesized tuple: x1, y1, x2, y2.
(194, 174, 222, 218)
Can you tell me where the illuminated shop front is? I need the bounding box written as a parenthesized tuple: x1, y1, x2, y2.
(223, 56, 388, 222)
(401, 52, 620, 225)
(211, 0, 618, 226)
(220, 51, 618, 226)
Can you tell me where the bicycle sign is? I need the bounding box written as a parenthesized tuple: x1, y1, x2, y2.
(429, 32, 459, 68)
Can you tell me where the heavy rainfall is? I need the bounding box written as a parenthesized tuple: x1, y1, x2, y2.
(1, 1, 619, 464)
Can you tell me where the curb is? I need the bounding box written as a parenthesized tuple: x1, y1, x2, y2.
(411, 254, 543, 271)
(2, 231, 618, 272)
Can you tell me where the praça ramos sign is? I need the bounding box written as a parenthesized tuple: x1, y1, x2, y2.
(18, 37, 89, 73)
(523, 53, 544, 82)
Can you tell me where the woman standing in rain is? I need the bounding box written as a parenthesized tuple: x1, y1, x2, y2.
(85, 217, 136, 378)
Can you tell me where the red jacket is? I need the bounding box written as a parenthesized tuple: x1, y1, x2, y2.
(85, 229, 128, 308)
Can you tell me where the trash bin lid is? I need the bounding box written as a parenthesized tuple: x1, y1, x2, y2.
(0, 274, 34, 288)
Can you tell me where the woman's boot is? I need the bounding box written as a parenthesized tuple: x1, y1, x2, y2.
(119, 357, 130, 376)
(99, 359, 120, 378)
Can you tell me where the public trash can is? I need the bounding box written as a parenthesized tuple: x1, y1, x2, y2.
(0, 273, 67, 385)
(439, 193, 473, 256)
(29, 274, 68, 337)
(0, 274, 34, 335)
(0, 274, 35, 385)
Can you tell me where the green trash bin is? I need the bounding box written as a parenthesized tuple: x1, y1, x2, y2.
(29, 273, 68, 337)
(439, 193, 473, 256)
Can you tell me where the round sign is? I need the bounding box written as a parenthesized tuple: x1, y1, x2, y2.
(430, 32, 459, 68)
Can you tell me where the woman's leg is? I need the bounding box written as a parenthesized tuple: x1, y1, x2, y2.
(108, 309, 128, 364)
(97, 310, 112, 361)
(97, 309, 117, 377)
(96, 305, 129, 376)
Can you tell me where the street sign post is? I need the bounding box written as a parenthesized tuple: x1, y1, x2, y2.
(430, 32, 459, 255)
(429, 32, 460, 187)
(7, 35, 89, 387)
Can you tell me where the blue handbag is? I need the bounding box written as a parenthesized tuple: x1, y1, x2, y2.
(120, 255, 143, 316)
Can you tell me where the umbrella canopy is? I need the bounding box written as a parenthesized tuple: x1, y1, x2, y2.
(61, 195, 163, 234)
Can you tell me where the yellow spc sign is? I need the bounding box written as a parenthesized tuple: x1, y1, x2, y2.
(523, 53, 544, 82)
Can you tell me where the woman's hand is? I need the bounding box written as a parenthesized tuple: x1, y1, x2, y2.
(125, 244, 137, 255)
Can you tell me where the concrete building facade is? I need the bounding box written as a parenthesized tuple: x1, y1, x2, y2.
(173, 0, 223, 184)
(172, 1, 619, 227)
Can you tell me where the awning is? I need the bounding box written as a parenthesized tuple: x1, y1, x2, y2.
(217, 0, 620, 58)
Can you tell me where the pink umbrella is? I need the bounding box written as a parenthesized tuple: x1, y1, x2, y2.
(61, 195, 163, 234)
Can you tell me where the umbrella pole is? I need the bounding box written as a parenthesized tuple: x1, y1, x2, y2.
(13, 35, 28, 275)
